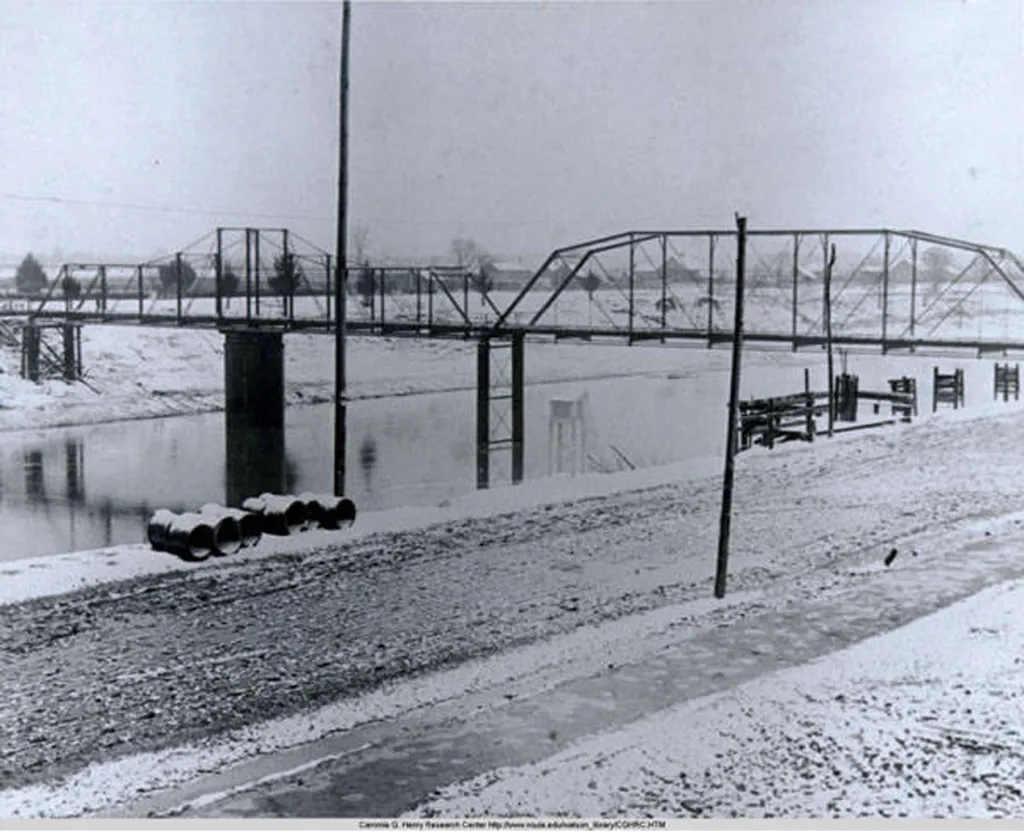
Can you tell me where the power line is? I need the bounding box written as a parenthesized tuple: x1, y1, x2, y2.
(0, 191, 332, 223)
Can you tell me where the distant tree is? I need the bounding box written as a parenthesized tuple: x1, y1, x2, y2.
(451, 238, 490, 270)
(157, 260, 198, 298)
(579, 269, 601, 299)
(221, 263, 240, 297)
(61, 274, 82, 302)
(356, 262, 376, 308)
(471, 260, 494, 297)
(351, 223, 371, 265)
(16, 253, 48, 296)
(269, 252, 304, 316)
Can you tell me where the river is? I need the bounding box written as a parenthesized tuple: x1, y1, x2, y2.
(0, 348, 1008, 561)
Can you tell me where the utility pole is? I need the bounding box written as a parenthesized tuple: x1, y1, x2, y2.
(334, 0, 351, 497)
(714, 213, 747, 600)
(824, 243, 837, 437)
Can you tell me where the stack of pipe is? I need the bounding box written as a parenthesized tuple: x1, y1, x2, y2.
(146, 492, 358, 560)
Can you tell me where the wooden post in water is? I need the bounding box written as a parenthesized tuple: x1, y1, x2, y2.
(714, 213, 747, 600)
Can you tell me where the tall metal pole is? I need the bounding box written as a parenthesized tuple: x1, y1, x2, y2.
(714, 214, 747, 600)
(334, 0, 351, 497)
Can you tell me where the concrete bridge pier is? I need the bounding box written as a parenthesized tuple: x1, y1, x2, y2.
(222, 327, 287, 507)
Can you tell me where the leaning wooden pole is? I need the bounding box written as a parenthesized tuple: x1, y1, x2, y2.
(825, 243, 837, 437)
(714, 213, 747, 600)
(333, 0, 351, 497)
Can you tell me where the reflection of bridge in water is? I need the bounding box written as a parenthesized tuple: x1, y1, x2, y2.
(7, 432, 298, 553)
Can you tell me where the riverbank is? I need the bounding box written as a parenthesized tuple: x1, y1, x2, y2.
(0, 325, 748, 433)
(3, 402, 1024, 817)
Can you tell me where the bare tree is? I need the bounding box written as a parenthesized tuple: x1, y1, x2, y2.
(351, 223, 371, 266)
(451, 238, 490, 270)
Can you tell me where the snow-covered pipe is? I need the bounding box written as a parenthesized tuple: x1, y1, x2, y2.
(297, 493, 357, 530)
(146, 511, 219, 561)
(241, 494, 306, 536)
(199, 503, 261, 549)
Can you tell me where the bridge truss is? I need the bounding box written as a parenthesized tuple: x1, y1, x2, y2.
(8, 226, 1024, 356)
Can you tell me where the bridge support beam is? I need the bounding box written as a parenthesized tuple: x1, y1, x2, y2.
(62, 323, 81, 381)
(476, 332, 525, 491)
(222, 327, 287, 506)
(21, 324, 40, 382)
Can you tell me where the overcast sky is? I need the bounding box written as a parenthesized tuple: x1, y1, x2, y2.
(0, 0, 1021, 265)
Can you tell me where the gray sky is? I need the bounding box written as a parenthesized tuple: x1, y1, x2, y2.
(1, 0, 1021, 265)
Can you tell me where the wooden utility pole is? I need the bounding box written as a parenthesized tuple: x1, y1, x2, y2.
(714, 213, 747, 600)
(333, 0, 351, 497)
(824, 243, 837, 437)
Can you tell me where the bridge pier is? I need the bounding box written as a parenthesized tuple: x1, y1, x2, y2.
(222, 327, 287, 506)
(21, 324, 40, 382)
(476, 333, 525, 490)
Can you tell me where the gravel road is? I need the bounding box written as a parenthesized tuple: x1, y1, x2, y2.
(2, 409, 1022, 796)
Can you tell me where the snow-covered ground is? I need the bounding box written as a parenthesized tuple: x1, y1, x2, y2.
(4, 314, 1024, 820)
(409, 577, 1024, 819)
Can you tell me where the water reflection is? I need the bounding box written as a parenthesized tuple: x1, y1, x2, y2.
(4, 423, 298, 559)
(359, 435, 378, 492)
(224, 419, 287, 508)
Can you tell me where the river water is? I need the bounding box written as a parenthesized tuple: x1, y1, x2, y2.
(0, 349, 1008, 562)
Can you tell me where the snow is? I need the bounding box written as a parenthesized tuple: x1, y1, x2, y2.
(0, 588, 764, 819)
(408, 577, 1024, 820)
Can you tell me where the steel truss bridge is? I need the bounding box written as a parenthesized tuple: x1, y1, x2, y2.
(4, 225, 1024, 356)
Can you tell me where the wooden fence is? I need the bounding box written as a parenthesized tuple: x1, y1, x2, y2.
(994, 362, 1020, 402)
(933, 367, 964, 411)
(738, 372, 918, 453)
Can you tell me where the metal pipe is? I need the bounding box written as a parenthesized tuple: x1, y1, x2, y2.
(146, 510, 219, 561)
(199, 503, 262, 549)
(241, 494, 307, 535)
(298, 492, 357, 529)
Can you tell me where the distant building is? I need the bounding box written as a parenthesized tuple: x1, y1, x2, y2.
(483, 261, 535, 291)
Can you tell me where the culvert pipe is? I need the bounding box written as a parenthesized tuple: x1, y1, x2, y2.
(146, 509, 178, 552)
(199, 504, 262, 550)
(241, 494, 307, 536)
(147, 511, 218, 561)
(194, 508, 243, 557)
(298, 493, 357, 530)
(294, 493, 324, 531)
